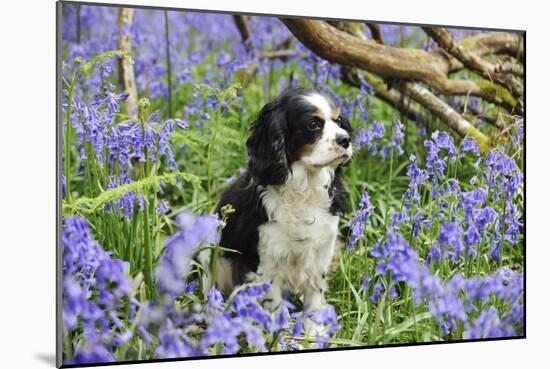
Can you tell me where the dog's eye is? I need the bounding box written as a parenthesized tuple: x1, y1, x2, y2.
(307, 118, 323, 131)
(335, 115, 343, 126)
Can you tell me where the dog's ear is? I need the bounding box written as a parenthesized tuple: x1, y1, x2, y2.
(246, 99, 289, 186)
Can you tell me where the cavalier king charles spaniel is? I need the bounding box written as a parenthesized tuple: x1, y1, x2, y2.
(199, 86, 353, 316)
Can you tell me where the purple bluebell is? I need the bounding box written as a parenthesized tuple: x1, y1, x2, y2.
(62, 217, 132, 362)
(461, 137, 480, 156)
(347, 191, 375, 250)
(389, 119, 405, 156)
(465, 307, 516, 339)
(404, 154, 428, 208)
(355, 121, 385, 154)
(155, 211, 221, 297)
(370, 281, 384, 304)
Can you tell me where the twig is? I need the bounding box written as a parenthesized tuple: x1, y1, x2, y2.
(366, 23, 385, 44)
(233, 14, 251, 42)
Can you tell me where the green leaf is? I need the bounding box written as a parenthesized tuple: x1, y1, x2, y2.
(384, 312, 432, 338)
(63, 171, 200, 216)
(81, 50, 133, 78)
(223, 82, 242, 100)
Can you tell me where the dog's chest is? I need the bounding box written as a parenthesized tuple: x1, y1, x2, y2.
(256, 170, 339, 288)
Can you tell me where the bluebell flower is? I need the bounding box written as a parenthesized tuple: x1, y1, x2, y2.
(463, 224, 481, 256)
(156, 200, 170, 214)
(155, 318, 203, 358)
(425, 244, 441, 265)
(424, 139, 446, 180)
(347, 191, 375, 250)
(504, 203, 523, 244)
(67, 342, 115, 364)
(438, 223, 464, 262)
(465, 307, 516, 339)
(155, 211, 222, 297)
(360, 276, 370, 291)
(472, 206, 498, 240)
(484, 150, 522, 201)
(512, 123, 524, 146)
(370, 281, 384, 304)
(389, 208, 410, 230)
(461, 137, 480, 156)
(61, 174, 66, 197)
(365, 228, 524, 337)
(62, 217, 132, 362)
(308, 305, 340, 348)
(405, 155, 428, 201)
(489, 238, 502, 264)
(390, 119, 405, 156)
(184, 280, 198, 295)
(355, 121, 385, 153)
(431, 131, 457, 162)
(411, 211, 429, 239)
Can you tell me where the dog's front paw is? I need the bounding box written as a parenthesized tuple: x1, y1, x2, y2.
(303, 316, 327, 337)
(261, 297, 281, 312)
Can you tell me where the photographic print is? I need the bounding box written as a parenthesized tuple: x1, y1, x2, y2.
(57, 1, 525, 366)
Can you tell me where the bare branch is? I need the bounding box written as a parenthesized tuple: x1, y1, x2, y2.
(436, 32, 523, 73)
(232, 15, 251, 43)
(366, 23, 385, 44)
(117, 8, 138, 116)
(459, 32, 524, 59)
(396, 81, 492, 152)
(495, 60, 524, 76)
(422, 27, 523, 99)
(260, 49, 299, 59)
(280, 18, 519, 111)
(424, 27, 496, 75)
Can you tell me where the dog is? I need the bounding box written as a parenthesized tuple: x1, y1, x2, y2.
(199, 86, 353, 317)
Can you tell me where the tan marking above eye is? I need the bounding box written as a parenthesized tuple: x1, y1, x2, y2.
(331, 107, 342, 121)
(314, 110, 326, 121)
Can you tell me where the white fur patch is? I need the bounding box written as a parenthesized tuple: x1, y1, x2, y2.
(255, 162, 339, 312)
(304, 93, 333, 121)
(197, 248, 234, 296)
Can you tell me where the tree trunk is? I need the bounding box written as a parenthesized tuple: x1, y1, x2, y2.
(117, 8, 138, 117)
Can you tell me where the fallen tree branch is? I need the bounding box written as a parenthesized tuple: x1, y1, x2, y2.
(422, 27, 523, 99)
(341, 65, 492, 149)
(329, 21, 488, 143)
(280, 18, 519, 111)
(396, 81, 491, 152)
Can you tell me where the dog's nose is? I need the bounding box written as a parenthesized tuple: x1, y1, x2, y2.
(336, 134, 351, 149)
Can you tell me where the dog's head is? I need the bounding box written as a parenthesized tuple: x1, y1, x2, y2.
(246, 87, 353, 186)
